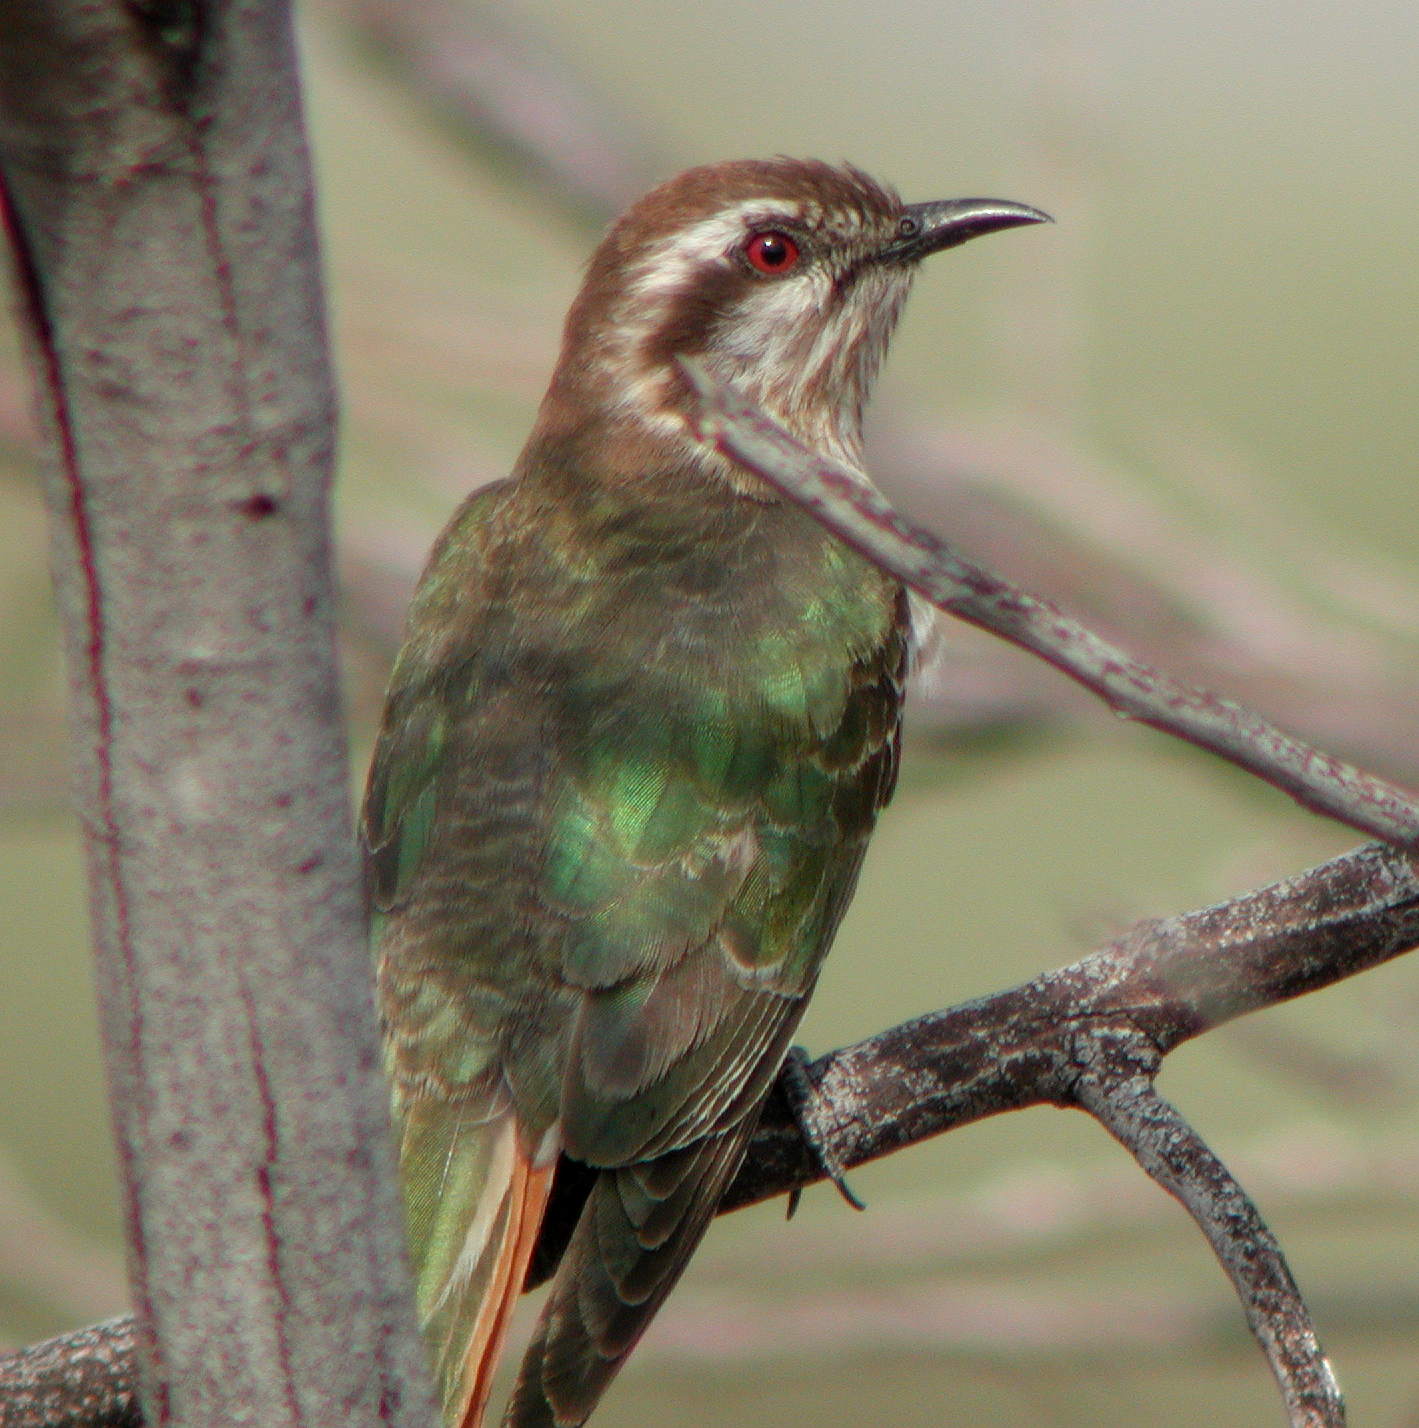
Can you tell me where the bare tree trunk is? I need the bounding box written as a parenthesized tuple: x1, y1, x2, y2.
(0, 4, 436, 1424)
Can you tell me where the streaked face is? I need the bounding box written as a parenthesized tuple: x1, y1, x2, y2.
(566, 160, 917, 467)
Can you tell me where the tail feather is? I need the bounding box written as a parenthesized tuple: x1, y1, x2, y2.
(458, 1143, 553, 1428)
(399, 1098, 554, 1428)
(504, 1121, 755, 1427)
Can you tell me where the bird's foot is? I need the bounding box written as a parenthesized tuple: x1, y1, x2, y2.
(779, 1045, 865, 1219)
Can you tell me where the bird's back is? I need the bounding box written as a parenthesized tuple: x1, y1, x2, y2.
(365, 467, 908, 1424)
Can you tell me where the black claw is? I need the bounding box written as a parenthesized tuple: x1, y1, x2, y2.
(779, 1045, 866, 1214)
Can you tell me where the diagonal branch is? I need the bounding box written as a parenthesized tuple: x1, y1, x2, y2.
(679, 360, 1419, 851)
(13, 839, 1417, 1427)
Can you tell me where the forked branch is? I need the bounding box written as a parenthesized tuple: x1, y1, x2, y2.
(10, 839, 1417, 1426)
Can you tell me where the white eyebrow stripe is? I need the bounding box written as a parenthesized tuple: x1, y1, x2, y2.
(626, 198, 806, 300)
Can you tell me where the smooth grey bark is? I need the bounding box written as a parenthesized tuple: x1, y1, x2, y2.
(0, 4, 436, 1425)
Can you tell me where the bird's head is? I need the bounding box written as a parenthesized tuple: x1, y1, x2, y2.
(531, 158, 1047, 484)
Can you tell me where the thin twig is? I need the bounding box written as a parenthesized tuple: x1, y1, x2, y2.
(679, 361, 1419, 850)
(875, 419, 1419, 780)
(273, 0, 1419, 796)
(1072, 1031, 1344, 1428)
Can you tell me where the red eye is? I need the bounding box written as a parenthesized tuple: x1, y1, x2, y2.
(744, 230, 800, 275)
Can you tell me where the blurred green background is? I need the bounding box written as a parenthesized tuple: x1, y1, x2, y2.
(3, 1, 1419, 1422)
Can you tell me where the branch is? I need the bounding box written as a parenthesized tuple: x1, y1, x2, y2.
(16, 839, 1417, 1426)
(0, 4, 435, 1424)
(311, 0, 1419, 792)
(872, 418, 1419, 780)
(726, 840, 1419, 1428)
(680, 360, 1419, 850)
(727, 840, 1419, 1208)
(0, 1318, 140, 1428)
(1075, 1049, 1342, 1428)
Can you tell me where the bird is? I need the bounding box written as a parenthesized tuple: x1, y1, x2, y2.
(361, 157, 1046, 1428)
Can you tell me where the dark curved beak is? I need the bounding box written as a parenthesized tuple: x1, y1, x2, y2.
(879, 198, 1052, 264)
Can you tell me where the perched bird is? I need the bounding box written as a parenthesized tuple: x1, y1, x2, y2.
(362, 158, 1046, 1427)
